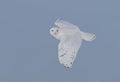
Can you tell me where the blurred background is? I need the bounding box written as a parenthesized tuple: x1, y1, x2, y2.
(0, 0, 120, 82)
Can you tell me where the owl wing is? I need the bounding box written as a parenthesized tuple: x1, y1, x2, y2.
(55, 18, 80, 31)
(58, 34, 82, 68)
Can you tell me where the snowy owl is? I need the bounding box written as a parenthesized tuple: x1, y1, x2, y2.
(50, 18, 96, 68)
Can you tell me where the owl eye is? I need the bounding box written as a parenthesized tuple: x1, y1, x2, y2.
(51, 29, 54, 32)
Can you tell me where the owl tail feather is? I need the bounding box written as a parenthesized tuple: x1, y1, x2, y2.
(81, 31, 96, 41)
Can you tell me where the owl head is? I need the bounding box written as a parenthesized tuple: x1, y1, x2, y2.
(50, 27, 60, 40)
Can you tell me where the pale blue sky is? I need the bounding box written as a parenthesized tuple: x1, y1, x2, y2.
(0, 0, 120, 82)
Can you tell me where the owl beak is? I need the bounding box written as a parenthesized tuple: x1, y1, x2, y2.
(54, 31, 57, 35)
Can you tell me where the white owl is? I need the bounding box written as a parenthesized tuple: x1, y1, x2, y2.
(50, 18, 96, 68)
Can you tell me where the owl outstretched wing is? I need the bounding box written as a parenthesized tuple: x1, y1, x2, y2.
(55, 18, 80, 31)
(58, 34, 82, 68)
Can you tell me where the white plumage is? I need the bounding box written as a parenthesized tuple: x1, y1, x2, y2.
(50, 18, 96, 68)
